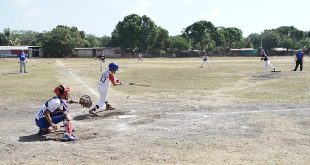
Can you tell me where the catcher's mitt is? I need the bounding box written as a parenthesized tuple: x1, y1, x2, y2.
(79, 95, 92, 108)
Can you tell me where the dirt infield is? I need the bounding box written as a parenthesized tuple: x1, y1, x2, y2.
(0, 57, 309, 164)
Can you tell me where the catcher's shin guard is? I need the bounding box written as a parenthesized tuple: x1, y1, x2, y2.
(63, 119, 73, 135)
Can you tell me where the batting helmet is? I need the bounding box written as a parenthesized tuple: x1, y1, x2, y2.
(54, 84, 70, 98)
(108, 62, 119, 71)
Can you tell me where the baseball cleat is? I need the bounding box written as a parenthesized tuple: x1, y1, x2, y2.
(62, 132, 79, 141)
(89, 109, 98, 116)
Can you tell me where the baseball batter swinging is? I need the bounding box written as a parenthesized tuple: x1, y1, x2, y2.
(89, 62, 122, 116)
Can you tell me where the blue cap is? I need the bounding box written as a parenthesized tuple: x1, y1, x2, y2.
(108, 62, 119, 71)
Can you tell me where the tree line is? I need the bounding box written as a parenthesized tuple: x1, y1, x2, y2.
(0, 14, 309, 57)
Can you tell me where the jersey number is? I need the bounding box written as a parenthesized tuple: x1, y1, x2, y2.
(100, 74, 107, 83)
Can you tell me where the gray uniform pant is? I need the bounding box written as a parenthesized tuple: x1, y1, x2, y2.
(20, 61, 27, 73)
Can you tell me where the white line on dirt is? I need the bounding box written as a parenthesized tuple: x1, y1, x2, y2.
(56, 60, 99, 98)
(167, 107, 308, 117)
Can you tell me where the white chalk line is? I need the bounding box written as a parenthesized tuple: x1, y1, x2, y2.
(167, 107, 309, 117)
(56, 60, 99, 98)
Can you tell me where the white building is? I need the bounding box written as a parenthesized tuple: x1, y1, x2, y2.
(0, 46, 42, 58)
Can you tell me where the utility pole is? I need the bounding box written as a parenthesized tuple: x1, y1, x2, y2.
(260, 33, 263, 49)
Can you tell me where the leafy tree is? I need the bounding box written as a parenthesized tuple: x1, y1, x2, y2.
(220, 27, 243, 49)
(111, 14, 143, 54)
(281, 37, 293, 50)
(212, 28, 225, 47)
(110, 28, 120, 47)
(262, 30, 281, 51)
(299, 38, 310, 52)
(139, 15, 157, 52)
(110, 14, 161, 55)
(246, 33, 261, 49)
(11, 30, 39, 45)
(277, 26, 304, 42)
(0, 32, 9, 45)
(2, 28, 21, 46)
(243, 37, 253, 48)
(100, 35, 111, 47)
(169, 35, 191, 51)
(154, 26, 169, 50)
(85, 34, 101, 47)
(41, 25, 85, 57)
(182, 20, 216, 51)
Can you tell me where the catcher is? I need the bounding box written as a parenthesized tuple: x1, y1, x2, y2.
(34, 84, 90, 141)
(89, 62, 122, 116)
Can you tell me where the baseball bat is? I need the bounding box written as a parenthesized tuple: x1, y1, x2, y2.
(128, 82, 150, 87)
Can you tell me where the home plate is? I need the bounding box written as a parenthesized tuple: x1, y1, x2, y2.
(118, 115, 137, 119)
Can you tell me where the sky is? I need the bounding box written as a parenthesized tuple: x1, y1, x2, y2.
(0, 0, 309, 37)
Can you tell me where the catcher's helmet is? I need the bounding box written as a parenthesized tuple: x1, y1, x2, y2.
(108, 62, 119, 71)
(54, 84, 70, 98)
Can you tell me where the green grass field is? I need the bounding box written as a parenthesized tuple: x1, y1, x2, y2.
(1, 56, 309, 104)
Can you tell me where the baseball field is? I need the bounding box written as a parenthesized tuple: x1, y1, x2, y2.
(0, 56, 309, 164)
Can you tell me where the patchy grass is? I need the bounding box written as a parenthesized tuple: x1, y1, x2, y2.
(1, 56, 309, 104)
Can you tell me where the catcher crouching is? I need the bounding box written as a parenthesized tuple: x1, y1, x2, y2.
(35, 85, 78, 141)
(89, 62, 122, 116)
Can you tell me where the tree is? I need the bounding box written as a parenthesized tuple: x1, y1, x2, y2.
(220, 27, 243, 49)
(85, 34, 101, 47)
(110, 14, 161, 55)
(262, 30, 281, 51)
(100, 35, 111, 47)
(182, 20, 216, 51)
(299, 38, 310, 53)
(154, 26, 169, 50)
(0, 33, 8, 46)
(281, 37, 293, 51)
(169, 35, 191, 51)
(246, 33, 261, 49)
(41, 25, 85, 57)
(212, 28, 225, 47)
(111, 14, 143, 54)
(12, 30, 39, 45)
(2, 28, 21, 46)
(138, 15, 157, 52)
(277, 26, 304, 42)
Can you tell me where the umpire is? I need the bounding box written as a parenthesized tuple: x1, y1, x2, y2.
(292, 49, 304, 71)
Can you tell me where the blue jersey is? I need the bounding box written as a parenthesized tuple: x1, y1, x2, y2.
(18, 53, 27, 61)
(296, 52, 303, 60)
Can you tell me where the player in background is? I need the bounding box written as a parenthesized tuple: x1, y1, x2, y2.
(200, 52, 211, 68)
(260, 49, 276, 75)
(35, 85, 78, 141)
(138, 53, 143, 63)
(17, 50, 28, 73)
(292, 49, 304, 71)
(89, 62, 122, 116)
(97, 51, 106, 71)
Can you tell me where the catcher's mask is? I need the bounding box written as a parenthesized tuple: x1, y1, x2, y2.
(108, 62, 119, 71)
(54, 84, 70, 99)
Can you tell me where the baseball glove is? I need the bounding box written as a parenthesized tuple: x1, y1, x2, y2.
(79, 95, 92, 108)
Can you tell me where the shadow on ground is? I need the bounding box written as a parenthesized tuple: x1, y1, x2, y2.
(2, 72, 20, 75)
(18, 134, 58, 142)
(73, 110, 127, 121)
